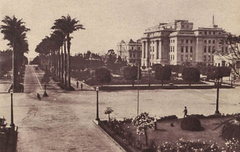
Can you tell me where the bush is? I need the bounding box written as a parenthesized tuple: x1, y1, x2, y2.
(221, 117, 240, 141)
(180, 116, 204, 131)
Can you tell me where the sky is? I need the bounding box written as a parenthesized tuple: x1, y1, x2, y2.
(0, 0, 240, 59)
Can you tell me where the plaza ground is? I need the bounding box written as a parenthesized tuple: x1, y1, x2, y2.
(0, 65, 239, 151)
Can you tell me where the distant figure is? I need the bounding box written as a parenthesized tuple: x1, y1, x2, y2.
(20, 84, 24, 92)
(183, 106, 188, 118)
(37, 93, 41, 101)
(76, 81, 79, 88)
(81, 83, 83, 90)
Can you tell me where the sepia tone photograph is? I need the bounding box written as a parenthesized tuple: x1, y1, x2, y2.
(0, 0, 240, 151)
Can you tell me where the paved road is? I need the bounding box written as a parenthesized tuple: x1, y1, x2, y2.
(13, 65, 123, 152)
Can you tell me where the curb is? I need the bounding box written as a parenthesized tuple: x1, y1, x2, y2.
(92, 120, 126, 152)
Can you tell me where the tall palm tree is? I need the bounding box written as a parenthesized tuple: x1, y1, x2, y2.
(0, 16, 30, 92)
(51, 15, 84, 90)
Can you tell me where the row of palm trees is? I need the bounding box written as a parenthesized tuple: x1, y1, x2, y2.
(36, 15, 84, 90)
(0, 16, 30, 92)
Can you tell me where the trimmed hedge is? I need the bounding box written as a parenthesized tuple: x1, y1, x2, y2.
(180, 116, 204, 131)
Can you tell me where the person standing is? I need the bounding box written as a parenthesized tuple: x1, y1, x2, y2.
(76, 80, 79, 88)
(81, 83, 83, 90)
(183, 106, 188, 118)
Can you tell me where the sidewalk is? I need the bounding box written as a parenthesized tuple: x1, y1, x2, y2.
(71, 78, 95, 91)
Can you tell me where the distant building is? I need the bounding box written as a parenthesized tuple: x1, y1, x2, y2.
(117, 39, 142, 65)
(141, 17, 228, 67)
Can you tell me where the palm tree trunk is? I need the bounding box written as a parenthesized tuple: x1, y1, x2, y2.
(144, 127, 148, 146)
(61, 46, 64, 84)
(64, 41, 67, 89)
(58, 49, 61, 79)
(67, 34, 71, 90)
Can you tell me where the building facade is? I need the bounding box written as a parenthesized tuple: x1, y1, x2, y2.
(141, 19, 228, 67)
(117, 39, 142, 65)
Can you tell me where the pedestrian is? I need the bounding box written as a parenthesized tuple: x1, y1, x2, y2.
(183, 106, 188, 118)
(76, 81, 79, 88)
(37, 93, 41, 101)
(81, 83, 83, 90)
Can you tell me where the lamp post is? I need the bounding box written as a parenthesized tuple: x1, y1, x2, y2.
(215, 79, 220, 114)
(10, 90, 15, 129)
(96, 87, 100, 121)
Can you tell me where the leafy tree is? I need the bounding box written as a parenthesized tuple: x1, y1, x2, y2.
(95, 68, 111, 86)
(104, 107, 113, 122)
(106, 49, 117, 68)
(133, 112, 154, 147)
(52, 15, 85, 90)
(123, 66, 141, 86)
(217, 34, 240, 77)
(155, 66, 172, 86)
(182, 68, 200, 86)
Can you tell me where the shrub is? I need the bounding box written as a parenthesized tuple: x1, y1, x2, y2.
(221, 117, 240, 141)
(182, 68, 200, 86)
(180, 116, 204, 131)
(95, 68, 111, 86)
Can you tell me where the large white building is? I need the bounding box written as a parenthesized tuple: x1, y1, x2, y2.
(141, 19, 228, 68)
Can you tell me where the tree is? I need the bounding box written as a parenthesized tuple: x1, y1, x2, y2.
(218, 34, 240, 77)
(104, 107, 113, 122)
(0, 16, 30, 92)
(155, 66, 172, 86)
(106, 49, 117, 68)
(123, 66, 142, 86)
(52, 15, 85, 90)
(95, 68, 111, 86)
(133, 112, 154, 147)
(182, 68, 200, 86)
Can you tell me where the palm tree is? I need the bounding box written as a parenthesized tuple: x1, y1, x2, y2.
(0, 16, 30, 92)
(51, 15, 84, 90)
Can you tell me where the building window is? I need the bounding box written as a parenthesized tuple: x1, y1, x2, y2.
(186, 39, 188, 43)
(138, 54, 140, 58)
(205, 31, 207, 35)
(181, 55, 184, 61)
(208, 55, 211, 61)
(222, 47, 224, 54)
(190, 40, 193, 43)
(181, 46, 184, 53)
(213, 31, 215, 35)
(190, 46, 193, 53)
(212, 46, 215, 53)
(213, 40, 215, 44)
(157, 40, 159, 59)
(204, 55, 206, 61)
(186, 46, 188, 53)
(181, 39, 184, 43)
(208, 46, 211, 53)
(185, 55, 188, 61)
(226, 47, 228, 53)
(199, 32, 202, 34)
(133, 54, 135, 58)
(190, 55, 193, 61)
(209, 31, 211, 35)
(173, 55, 174, 60)
(204, 40, 207, 43)
(173, 46, 174, 52)
(208, 40, 211, 43)
(173, 40, 175, 43)
(204, 46, 207, 53)
(130, 53, 132, 58)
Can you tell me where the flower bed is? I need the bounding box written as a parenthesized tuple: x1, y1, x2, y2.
(98, 115, 240, 152)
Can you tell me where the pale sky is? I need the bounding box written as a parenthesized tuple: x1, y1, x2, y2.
(0, 0, 240, 59)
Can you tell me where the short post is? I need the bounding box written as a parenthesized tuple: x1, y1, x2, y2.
(10, 90, 15, 129)
(96, 87, 100, 121)
(43, 83, 48, 97)
(154, 117, 157, 130)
